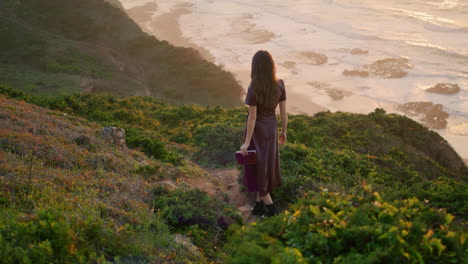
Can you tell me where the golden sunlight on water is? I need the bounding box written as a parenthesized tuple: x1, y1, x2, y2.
(388, 7, 457, 26)
(437, 0, 461, 9)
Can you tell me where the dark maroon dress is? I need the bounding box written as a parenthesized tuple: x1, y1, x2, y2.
(243, 79, 287, 196)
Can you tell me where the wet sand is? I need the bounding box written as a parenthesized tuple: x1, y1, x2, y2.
(126, 2, 158, 24)
(127, 3, 215, 62)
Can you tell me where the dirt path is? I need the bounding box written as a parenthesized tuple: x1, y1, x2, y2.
(186, 167, 256, 223)
(205, 168, 256, 223)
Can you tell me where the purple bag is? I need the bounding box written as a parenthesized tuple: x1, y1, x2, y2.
(235, 150, 257, 165)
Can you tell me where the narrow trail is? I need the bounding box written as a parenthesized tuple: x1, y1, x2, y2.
(188, 167, 257, 224)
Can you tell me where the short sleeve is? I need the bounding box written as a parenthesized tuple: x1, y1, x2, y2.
(279, 79, 287, 102)
(244, 83, 257, 106)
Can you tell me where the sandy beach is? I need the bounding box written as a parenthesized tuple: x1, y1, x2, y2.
(126, 2, 158, 24)
(128, 3, 215, 62)
(126, 4, 326, 115)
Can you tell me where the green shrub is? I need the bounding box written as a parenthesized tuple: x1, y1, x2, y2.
(125, 127, 183, 165)
(0, 206, 144, 263)
(42, 49, 109, 78)
(152, 185, 241, 229)
(273, 141, 467, 216)
(227, 190, 466, 264)
(390, 177, 468, 218)
(152, 185, 242, 259)
(193, 123, 244, 167)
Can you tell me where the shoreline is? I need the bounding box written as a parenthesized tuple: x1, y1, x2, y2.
(148, 4, 215, 62)
(126, 2, 214, 62)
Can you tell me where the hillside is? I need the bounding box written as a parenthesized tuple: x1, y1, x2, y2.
(0, 93, 245, 263)
(0, 0, 243, 106)
(1, 85, 467, 262)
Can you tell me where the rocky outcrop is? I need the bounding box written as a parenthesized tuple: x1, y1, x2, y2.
(307, 82, 351, 101)
(397, 102, 449, 129)
(350, 48, 369, 55)
(324, 88, 348, 100)
(342, 69, 369, 77)
(364, 58, 413, 78)
(102, 126, 126, 147)
(301, 51, 328, 65)
(280, 61, 297, 69)
(425, 83, 460, 95)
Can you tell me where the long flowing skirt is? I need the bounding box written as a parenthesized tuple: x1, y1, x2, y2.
(242, 114, 281, 196)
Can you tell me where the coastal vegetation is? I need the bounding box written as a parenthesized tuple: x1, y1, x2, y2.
(1, 85, 466, 263)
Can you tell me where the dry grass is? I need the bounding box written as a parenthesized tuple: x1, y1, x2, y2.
(0, 95, 233, 262)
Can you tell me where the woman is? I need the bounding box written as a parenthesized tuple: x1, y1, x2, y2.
(239, 50, 288, 217)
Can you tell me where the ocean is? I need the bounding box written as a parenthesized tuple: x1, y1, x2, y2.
(119, 0, 467, 159)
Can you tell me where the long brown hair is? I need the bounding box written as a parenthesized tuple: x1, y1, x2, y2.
(250, 50, 278, 108)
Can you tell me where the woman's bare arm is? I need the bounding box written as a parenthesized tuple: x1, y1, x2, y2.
(240, 106, 257, 155)
(279, 101, 288, 144)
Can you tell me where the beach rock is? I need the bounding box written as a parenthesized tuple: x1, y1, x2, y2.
(307, 81, 327, 88)
(365, 57, 413, 78)
(307, 82, 351, 100)
(425, 83, 460, 95)
(397, 102, 449, 129)
(422, 104, 449, 129)
(448, 123, 468, 136)
(233, 20, 276, 44)
(342, 69, 369, 77)
(280, 61, 297, 69)
(243, 29, 276, 44)
(350, 48, 369, 55)
(301, 51, 328, 65)
(174, 234, 201, 256)
(325, 88, 346, 100)
(102, 126, 126, 147)
(242, 13, 254, 19)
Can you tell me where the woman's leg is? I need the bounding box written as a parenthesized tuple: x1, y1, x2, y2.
(252, 192, 266, 215)
(260, 193, 273, 205)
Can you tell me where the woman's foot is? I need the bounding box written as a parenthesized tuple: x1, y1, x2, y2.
(251, 201, 266, 216)
(265, 203, 278, 217)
